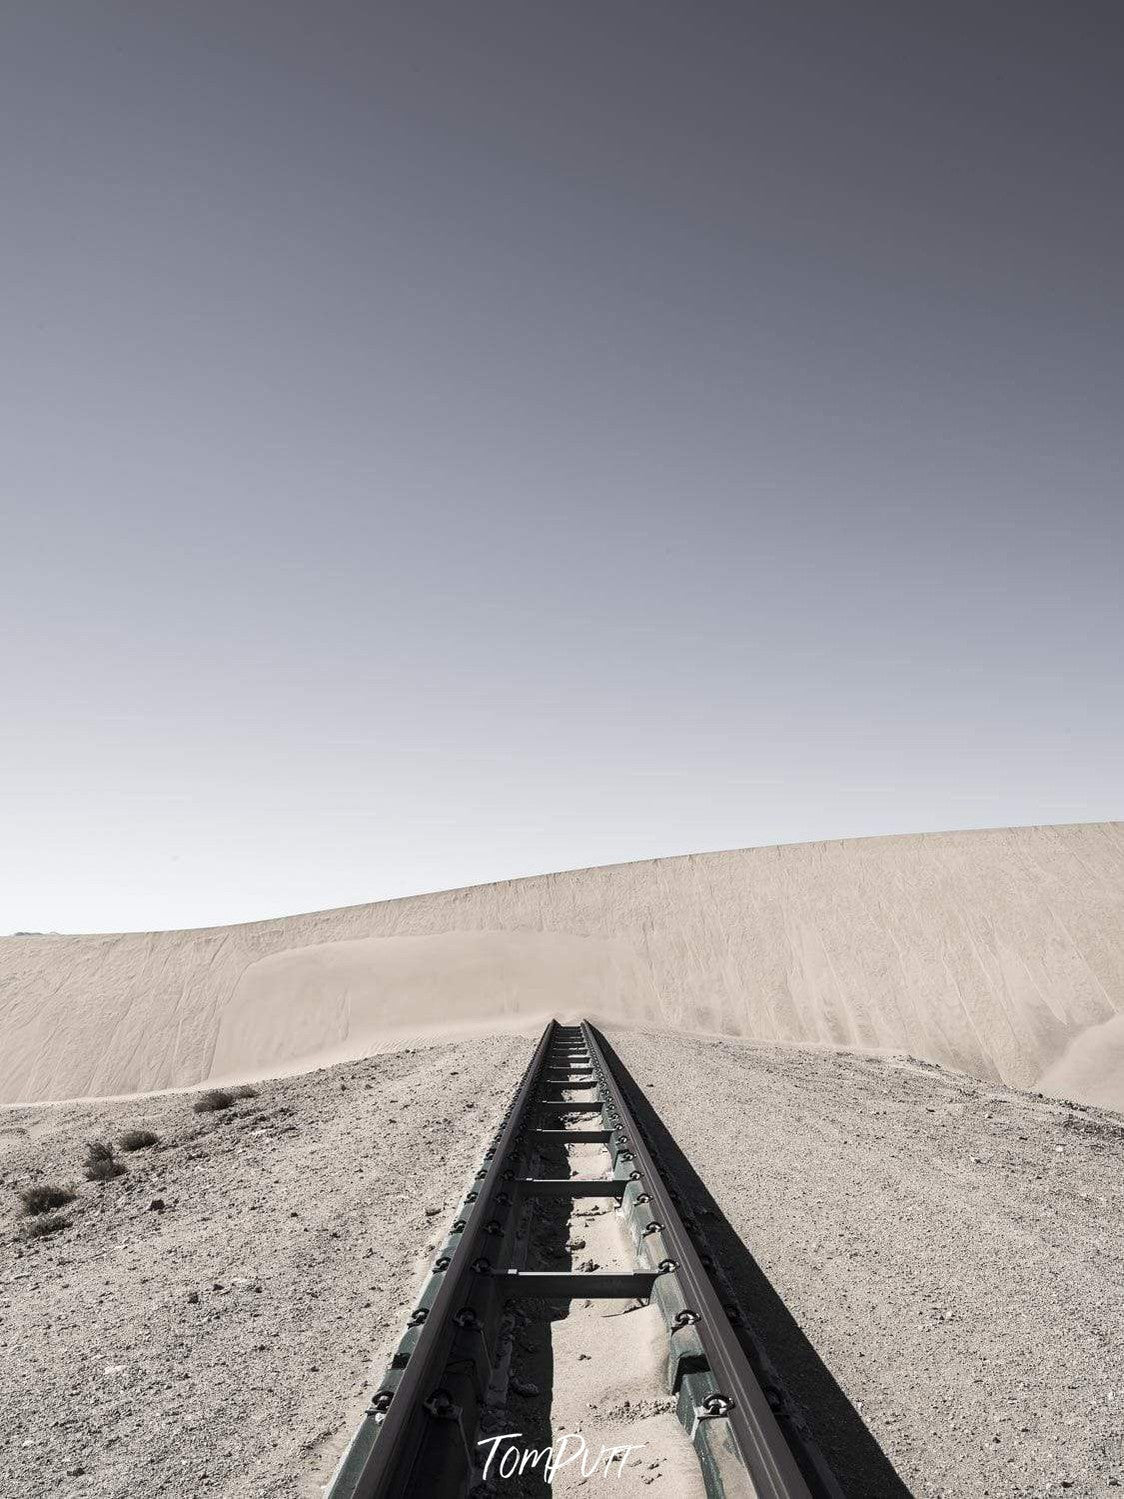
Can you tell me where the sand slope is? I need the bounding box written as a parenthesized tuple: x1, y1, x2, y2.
(1, 822, 1122, 1107)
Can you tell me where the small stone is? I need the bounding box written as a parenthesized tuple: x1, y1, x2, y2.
(149, 1199, 165, 1212)
(187, 1291, 199, 1304)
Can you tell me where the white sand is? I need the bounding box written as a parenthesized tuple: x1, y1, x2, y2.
(1, 823, 1122, 1110)
(2, 822, 1122, 1110)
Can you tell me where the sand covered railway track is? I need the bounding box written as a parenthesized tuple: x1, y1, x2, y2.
(326, 1020, 839, 1498)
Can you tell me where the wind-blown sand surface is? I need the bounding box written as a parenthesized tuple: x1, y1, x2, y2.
(2, 1029, 1120, 1498)
(2, 823, 1122, 1108)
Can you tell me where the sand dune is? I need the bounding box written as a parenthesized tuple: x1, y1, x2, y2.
(1, 822, 1121, 1108)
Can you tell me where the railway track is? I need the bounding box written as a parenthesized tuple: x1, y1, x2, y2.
(326, 1021, 839, 1497)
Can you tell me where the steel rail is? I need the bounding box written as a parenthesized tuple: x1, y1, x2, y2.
(329, 1018, 557, 1498)
(327, 1019, 827, 1498)
(582, 1020, 815, 1499)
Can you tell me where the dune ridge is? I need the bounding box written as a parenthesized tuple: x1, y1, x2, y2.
(1, 822, 1121, 1108)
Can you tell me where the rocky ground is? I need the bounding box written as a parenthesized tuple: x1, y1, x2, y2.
(2, 1025, 1121, 1498)
(0, 1035, 531, 1499)
(608, 1028, 1124, 1498)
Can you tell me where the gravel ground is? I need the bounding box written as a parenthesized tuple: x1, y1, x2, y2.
(607, 1027, 1124, 1498)
(3, 1024, 1120, 1498)
(0, 1034, 531, 1499)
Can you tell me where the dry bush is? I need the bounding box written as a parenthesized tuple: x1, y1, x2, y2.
(118, 1128, 160, 1152)
(229, 1084, 258, 1099)
(84, 1140, 126, 1182)
(193, 1088, 235, 1114)
(17, 1183, 76, 1216)
(22, 1213, 70, 1238)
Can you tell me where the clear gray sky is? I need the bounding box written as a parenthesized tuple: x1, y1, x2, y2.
(2, 2, 1121, 934)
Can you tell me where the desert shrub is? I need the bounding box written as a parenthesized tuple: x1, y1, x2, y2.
(193, 1088, 235, 1114)
(17, 1183, 76, 1216)
(22, 1212, 70, 1238)
(229, 1084, 258, 1099)
(118, 1128, 160, 1152)
(83, 1140, 126, 1181)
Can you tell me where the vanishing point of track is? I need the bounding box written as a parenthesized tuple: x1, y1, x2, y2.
(325, 1021, 837, 1498)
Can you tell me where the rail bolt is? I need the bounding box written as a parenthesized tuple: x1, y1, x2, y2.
(453, 1308, 481, 1330)
(370, 1390, 394, 1414)
(701, 1393, 734, 1417)
(636, 1193, 651, 1204)
(451, 1220, 467, 1233)
(465, 1192, 478, 1203)
(628, 1171, 642, 1182)
(423, 1389, 459, 1420)
(476, 1170, 487, 1180)
(642, 1221, 663, 1236)
(483, 1219, 503, 1236)
(672, 1309, 700, 1329)
(471, 1257, 493, 1275)
(656, 1258, 678, 1274)
(433, 1256, 451, 1272)
(408, 1307, 428, 1326)
(618, 1151, 634, 1162)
